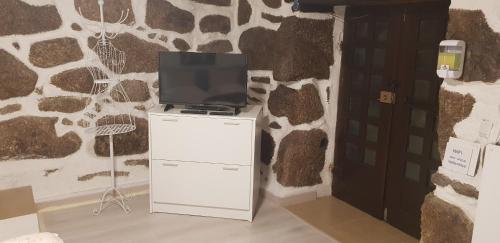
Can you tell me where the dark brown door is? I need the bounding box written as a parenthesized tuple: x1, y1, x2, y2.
(384, 3, 449, 237)
(333, 1, 449, 238)
(332, 6, 402, 219)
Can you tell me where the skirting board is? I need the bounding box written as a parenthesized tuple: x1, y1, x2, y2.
(37, 182, 149, 213)
(37, 185, 317, 213)
(260, 189, 318, 207)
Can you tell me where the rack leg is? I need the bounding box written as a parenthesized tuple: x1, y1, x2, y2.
(93, 134, 131, 216)
(110, 134, 115, 190)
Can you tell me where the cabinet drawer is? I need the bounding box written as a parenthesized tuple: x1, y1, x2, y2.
(151, 160, 251, 210)
(150, 115, 253, 165)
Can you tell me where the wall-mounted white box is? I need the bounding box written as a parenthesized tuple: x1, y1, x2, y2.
(437, 40, 466, 79)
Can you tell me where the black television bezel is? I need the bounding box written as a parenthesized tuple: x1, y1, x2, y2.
(158, 51, 248, 108)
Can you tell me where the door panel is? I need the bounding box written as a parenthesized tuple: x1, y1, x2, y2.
(333, 7, 401, 218)
(333, 1, 449, 238)
(385, 3, 449, 237)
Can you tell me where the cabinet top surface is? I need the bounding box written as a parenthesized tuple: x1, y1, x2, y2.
(149, 105, 262, 120)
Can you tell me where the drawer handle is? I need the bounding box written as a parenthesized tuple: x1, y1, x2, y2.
(162, 118, 178, 122)
(224, 122, 240, 126)
(162, 163, 179, 167)
(222, 167, 239, 171)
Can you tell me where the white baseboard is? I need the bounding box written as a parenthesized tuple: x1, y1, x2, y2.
(37, 181, 149, 213)
(37, 183, 320, 213)
(261, 189, 317, 207)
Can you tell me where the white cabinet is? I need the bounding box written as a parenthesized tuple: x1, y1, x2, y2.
(150, 115, 253, 165)
(149, 105, 262, 221)
(152, 161, 251, 210)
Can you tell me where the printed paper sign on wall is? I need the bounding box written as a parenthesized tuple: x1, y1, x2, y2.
(443, 137, 480, 176)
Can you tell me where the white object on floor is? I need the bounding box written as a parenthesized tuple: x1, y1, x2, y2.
(0, 187, 39, 241)
(148, 105, 262, 221)
(472, 144, 500, 243)
(0, 233, 63, 243)
(0, 215, 39, 242)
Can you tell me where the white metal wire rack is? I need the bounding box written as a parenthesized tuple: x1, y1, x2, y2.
(79, 0, 134, 216)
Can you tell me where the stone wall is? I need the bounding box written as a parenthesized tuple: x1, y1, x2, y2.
(421, 0, 500, 242)
(0, 0, 336, 201)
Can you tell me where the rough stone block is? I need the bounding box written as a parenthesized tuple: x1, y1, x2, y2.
(431, 173, 479, 199)
(268, 84, 324, 125)
(0, 0, 61, 36)
(78, 171, 129, 181)
(273, 129, 328, 187)
(0, 116, 81, 161)
(263, 0, 281, 8)
(89, 33, 168, 73)
(238, 0, 251, 26)
(173, 38, 190, 51)
(146, 0, 195, 34)
(111, 80, 150, 102)
(0, 50, 38, 100)
(94, 117, 148, 156)
(75, 0, 135, 24)
(197, 40, 233, 53)
(0, 104, 22, 115)
(124, 159, 149, 167)
(29, 38, 83, 68)
(261, 130, 275, 165)
(421, 194, 473, 243)
(437, 88, 475, 159)
(447, 9, 500, 82)
(239, 27, 277, 70)
(273, 17, 333, 81)
(38, 96, 91, 113)
(51, 67, 100, 94)
(269, 121, 281, 129)
(200, 15, 231, 34)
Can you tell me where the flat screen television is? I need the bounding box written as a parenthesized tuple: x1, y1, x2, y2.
(159, 52, 248, 108)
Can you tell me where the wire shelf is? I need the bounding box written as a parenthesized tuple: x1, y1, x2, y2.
(89, 124, 136, 136)
(78, 0, 134, 216)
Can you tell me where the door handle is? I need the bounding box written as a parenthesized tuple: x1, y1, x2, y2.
(222, 167, 239, 171)
(378, 90, 396, 104)
(224, 122, 240, 126)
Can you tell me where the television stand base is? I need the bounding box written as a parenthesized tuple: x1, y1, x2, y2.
(185, 104, 230, 111)
(163, 104, 241, 116)
(209, 111, 236, 116)
(163, 104, 174, 112)
(180, 110, 208, 115)
(186, 105, 241, 116)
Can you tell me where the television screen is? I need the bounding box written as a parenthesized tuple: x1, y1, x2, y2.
(159, 52, 248, 108)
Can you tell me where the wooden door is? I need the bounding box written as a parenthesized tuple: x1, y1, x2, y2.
(333, 1, 449, 238)
(332, 6, 402, 219)
(384, 3, 449, 237)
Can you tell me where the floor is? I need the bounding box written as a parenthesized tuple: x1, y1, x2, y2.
(39, 194, 336, 243)
(286, 197, 419, 243)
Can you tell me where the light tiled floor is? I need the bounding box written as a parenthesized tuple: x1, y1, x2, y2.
(40, 195, 337, 243)
(286, 196, 418, 243)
